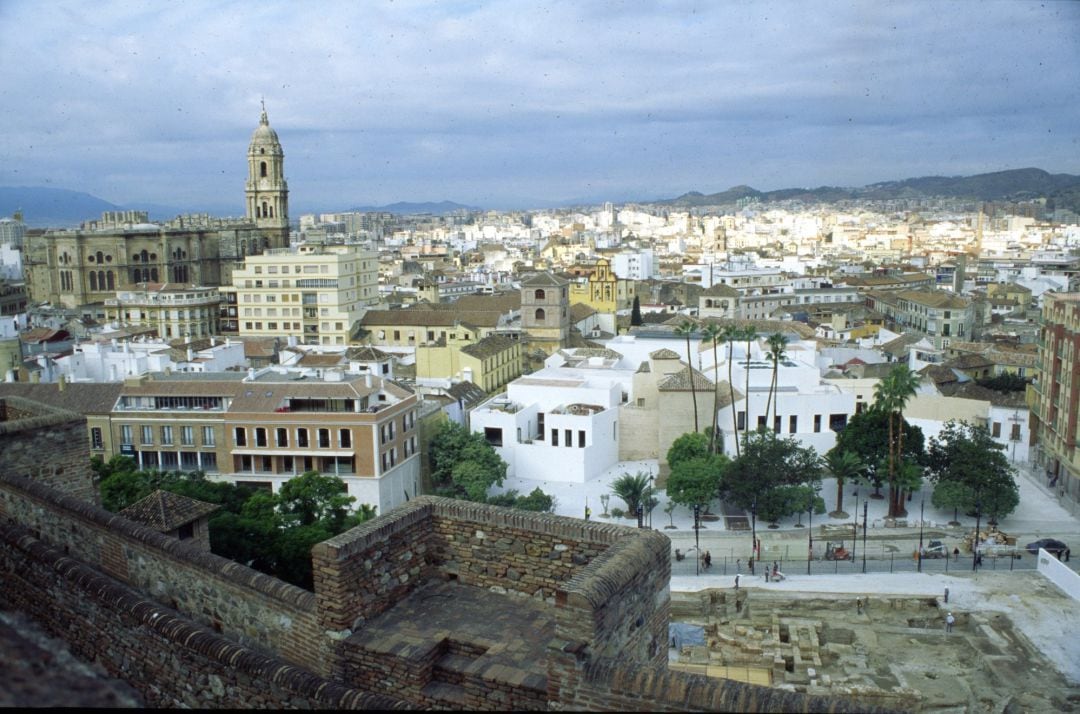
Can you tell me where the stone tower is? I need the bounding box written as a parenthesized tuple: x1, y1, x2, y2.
(521, 272, 570, 356)
(246, 102, 289, 239)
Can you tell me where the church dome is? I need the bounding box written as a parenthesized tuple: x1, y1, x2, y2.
(249, 107, 280, 147)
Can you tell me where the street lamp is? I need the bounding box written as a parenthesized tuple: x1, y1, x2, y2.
(862, 500, 868, 574)
(647, 475, 656, 529)
(750, 497, 757, 575)
(852, 488, 859, 564)
(918, 497, 925, 573)
(972, 497, 982, 572)
(807, 490, 815, 575)
(693, 503, 701, 576)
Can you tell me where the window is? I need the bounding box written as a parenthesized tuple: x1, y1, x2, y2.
(992, 422, 1001, 438)
(485, 427, 503, 447)
(318, 428, 330, 448)
(1010, 423, 1021, 441)
(234, 427, 247, 446)
(578, 430, 586, 448)
(737, 411, 746, 430)
(757, 415, 766, 428)
(535, 308, 546, 321)
(297, 428, 309, 447)
(565, 429, 572, 447)
(141, 425, 153, 445)
(177, 523, 195, 541)
(161, 425, 174, 445)
(339, 429, 352, 448)
(551, 429, 559, 446)
(534, 289, 545, 300)
(773, 415, 781, 434)
(181, 426, 194, 446)
(202, 426, 215, 446)
(255, 428, 267, 447)
(90, 427, 103, 449)
(789, 415, 798, 434)
(276, 427, 288, 447)
(201, 452, 217, 470)
(537, 413, 545, 440)
(813, 415, 822, 433)
(829, 414, 848, 432)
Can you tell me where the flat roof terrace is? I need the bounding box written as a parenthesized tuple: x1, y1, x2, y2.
(346, 580, 552, 708)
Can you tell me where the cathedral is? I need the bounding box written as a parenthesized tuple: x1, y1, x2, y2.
(24, 107, 291, 310)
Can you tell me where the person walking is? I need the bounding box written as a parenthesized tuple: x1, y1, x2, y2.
(734, 574, 740, 590)
(945, 612, 955, 633)
(703, 550, 712, 570)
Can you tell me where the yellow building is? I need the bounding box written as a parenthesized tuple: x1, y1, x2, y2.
(986, 282, 1033, 311)
(415, 332, 523, 394)
(567, 258, 636, 315)
(222, 244, 378, 346)
(1033, 292, 1080, 507)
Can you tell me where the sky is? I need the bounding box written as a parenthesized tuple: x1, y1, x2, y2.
(1, 0, 1078, 214)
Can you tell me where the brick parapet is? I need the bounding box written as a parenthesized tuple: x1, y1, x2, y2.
(0, 397, 97, 503)
(0, 520, 412, 710)
(0, 470, 326, 674)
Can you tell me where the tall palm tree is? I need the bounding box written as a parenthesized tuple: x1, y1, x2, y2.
(763, 332, 789, 430)
(873, 364, 921, 518)
(674, 319, 699, 434)
(700, 322, 724, 453)
(825, 449, 863, 518)
(722, 324, 741, 458)
(741, 325, 756, 438)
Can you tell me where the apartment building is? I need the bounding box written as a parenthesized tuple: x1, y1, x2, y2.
(221, 244, 378, 346)
(1032, 292, 1080, 505)
(104, 283, 222, 339)
(88, 369, 420, 515)
(415, 331, 523, 394)
(863, 289, 975, 349)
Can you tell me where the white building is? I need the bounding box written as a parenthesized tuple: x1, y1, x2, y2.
(610, 249, 655, 281)
(56, 336, 247, 383)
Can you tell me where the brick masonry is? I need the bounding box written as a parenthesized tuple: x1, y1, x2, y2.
(0, 397, 98, 504)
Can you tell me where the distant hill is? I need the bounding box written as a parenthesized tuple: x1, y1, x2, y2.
(660, 168, 1080, 212)
(0, 186, 122, 228)
(348, 200, 478, 215)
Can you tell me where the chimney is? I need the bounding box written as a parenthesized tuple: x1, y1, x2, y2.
(187, 347, 194, 361)
(247, 367, 256, 381)
(365, 373, 372, 388)
(57, 374, 65, 391)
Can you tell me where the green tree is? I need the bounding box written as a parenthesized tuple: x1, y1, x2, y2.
(429, 420, 508, 501)
(873, 364, 921, 517)
(667, 454, 727, 512)
(926, 420, 1020, 522)
(611, 471, 654, 517)
(630, 295, 643, 326)
(832, 408, 925, 500)
(277, 470, 356, 529)
(763, 332, 789, 427)
(823, 449, 864, 518)
(723, 428, 823, 523)
(666, 431, 710, 469)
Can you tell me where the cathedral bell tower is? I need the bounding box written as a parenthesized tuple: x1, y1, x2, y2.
(246, 101, 289, 239)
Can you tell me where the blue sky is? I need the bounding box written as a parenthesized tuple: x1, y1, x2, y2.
(1, 0, 1078, 213)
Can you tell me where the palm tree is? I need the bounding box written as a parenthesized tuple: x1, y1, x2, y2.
(700, 322, 724, 453)
(763, 332, 789, 429)
(674, 319, 699, 434)
(873, 364, 921, 518)
(722, 324, 742, 458)
(825, 450, 863, 518)
(740, 325, 756, 439)
(611, 471, 653, 517)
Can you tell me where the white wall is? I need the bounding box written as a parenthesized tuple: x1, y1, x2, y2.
(1037, 550, 1080, 601)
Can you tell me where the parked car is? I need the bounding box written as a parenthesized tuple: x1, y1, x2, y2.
(921, 540, 949, 559)
(1025, 538, 1068, 557)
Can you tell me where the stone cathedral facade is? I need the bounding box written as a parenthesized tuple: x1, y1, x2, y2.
(24, 108, 291, 311)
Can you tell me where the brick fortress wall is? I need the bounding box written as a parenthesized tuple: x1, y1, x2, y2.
(0, 397, 98, 504)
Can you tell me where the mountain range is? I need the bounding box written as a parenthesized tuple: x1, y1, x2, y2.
(659, 168, 1080, 211)
(3, 168, 1079, 228)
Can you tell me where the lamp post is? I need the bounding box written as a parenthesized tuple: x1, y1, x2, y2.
(750, 498, 757, 575)
(918, 497, 925, 573)
(862, 500, 868, 574)
(693, 503, 701, 576)
(647, 475, 655, 529)
(852, 488, 859, 564)
(972, 497, 982, 572)
(807, 490, 814, 575)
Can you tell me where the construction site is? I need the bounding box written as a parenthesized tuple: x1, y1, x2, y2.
(669, 572, 1080, 713)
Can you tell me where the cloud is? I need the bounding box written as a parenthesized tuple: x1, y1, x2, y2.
(0, 0, 1077, 210)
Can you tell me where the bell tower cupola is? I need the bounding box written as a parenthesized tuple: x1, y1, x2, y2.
(246, 101, 289, 236)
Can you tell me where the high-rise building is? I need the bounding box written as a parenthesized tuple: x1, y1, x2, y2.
(1032, 292, 1080, 506)
(222, 244, 379, 346)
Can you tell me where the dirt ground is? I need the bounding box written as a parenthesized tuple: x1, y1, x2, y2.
(671, 578, 1080, 713)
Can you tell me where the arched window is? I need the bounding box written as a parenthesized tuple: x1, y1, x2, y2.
(705, 299, 714, 308)
(260, 161, 268, 178)
(534, 289, 545, 300)
(132, 269, 141, 282)
(106, 271, 114, 290)
(96, 251, 104, 264)
(150, 268, 159, 282)
(140, 249, 149, 263)
(535, 308, 546, 321)
(89, 272, 97, 290)
(98, 270, 106, 290)
(261, 201, 269, 218)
